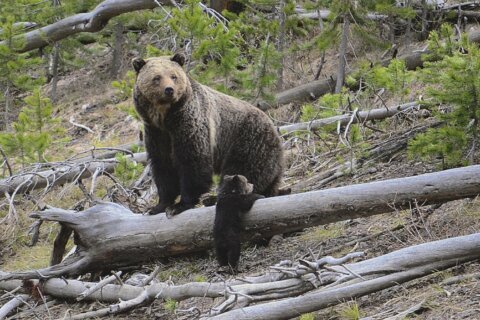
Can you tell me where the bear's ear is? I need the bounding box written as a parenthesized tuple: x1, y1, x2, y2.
(132, 58, 146, 73)
(171, 53, 186, 67)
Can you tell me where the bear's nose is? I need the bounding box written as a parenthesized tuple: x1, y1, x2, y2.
(164, 87, 174, 96)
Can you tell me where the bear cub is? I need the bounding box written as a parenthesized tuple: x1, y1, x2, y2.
(214, 174, 264, 273)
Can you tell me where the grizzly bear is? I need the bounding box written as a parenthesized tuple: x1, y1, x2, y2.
(132, 53, 284, 216)
(214, 174, 263, 272)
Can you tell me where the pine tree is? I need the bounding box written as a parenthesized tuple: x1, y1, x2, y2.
(0, 88, 65, 167)
(409, 26, 480, 167)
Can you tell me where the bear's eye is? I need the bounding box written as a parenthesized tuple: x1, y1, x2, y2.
(152, 75, 161, 82)
(171, 75, 177, 81)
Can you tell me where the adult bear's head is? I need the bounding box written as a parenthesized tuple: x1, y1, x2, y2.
(132, 53, 190, 107)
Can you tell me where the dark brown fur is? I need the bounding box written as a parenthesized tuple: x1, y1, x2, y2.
(133, 54, 284, 216)
(214, 175, 263, 272)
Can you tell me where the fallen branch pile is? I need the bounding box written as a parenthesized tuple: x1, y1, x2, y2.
(1, 233, 478, 319)
(0, 165, 479, 281)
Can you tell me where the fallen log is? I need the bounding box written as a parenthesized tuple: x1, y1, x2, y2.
(278, 101, 422, 133)
(263, 30, 480, 107)
(0, 165, 479, 280)
(1, 233, 478, 319)
(0, 152, 148, 197)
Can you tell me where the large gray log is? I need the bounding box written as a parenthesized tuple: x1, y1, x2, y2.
(0, 165, 479, 280)
(1, 233, 478, 308)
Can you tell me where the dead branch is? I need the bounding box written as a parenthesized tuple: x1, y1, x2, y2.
(0, 233, 478, 319)
(0, 152, 148, 199)
(208, 233, 480, 319)
(279, 102, 422, 134)
(1, 0, 170, 53)
(0, 165, 479, 280)
(0, 294, 31, 319)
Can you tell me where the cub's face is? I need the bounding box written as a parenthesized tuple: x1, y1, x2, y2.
(132, 54, 189, 124)
(219, 175, 254, 196)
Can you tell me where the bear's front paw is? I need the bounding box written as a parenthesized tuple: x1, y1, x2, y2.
(165, 202, 194, 218)
(147, 203, 169, 215)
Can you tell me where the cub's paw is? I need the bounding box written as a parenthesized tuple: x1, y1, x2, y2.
(165, 202, 194, 218)
(201, 195, 217, 207)
(278, 188, 292, 196)
(147, 203, 169, 215)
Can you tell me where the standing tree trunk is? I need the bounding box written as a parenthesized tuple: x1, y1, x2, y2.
(3, 84, 11, 130)
(335, 13, 349, 93)
(110, 22, 124, 79)
(49, 0, 62, 103)
(276, 0, 286, 91)
(49, 42, 60, 103)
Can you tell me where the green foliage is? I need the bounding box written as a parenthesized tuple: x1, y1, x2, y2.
(300, 93, 347, 123)
(409, 29, 480, 168)
(0, 88, 65, 166)
(112, 71, 140, 120)
(425, 24, 467, 60)
(338, 301, 363, 320)
(112, 71, 136, 101)
(193, 274, 207, 282)
(113, 153, 144, 185)
(163, 298, 178, 313)
(238, 34, 282, 101)
(408, 127, 467, 168)
(299, 313, 316, 320)
(366, 59, 414, 99)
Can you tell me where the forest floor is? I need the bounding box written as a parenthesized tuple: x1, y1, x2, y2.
(1, 21, 480, 320)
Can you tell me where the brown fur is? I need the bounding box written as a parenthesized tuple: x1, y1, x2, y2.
(133, 54, 284, 215)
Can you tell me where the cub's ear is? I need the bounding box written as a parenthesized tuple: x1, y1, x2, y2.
(171, 53, 186, 67)
(132, 57, 146, 73)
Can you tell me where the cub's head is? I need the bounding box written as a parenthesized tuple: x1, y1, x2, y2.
(132, 53, 190, 106)
(218, 175, 254, 196)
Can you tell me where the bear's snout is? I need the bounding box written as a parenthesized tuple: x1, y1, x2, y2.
(164, 87, 174, 96)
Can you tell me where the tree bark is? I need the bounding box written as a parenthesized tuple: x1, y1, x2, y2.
(1, 165, 479, 280)
(335, 15, 349, 93)
(0, 0, 167, 53)
(110, 22, 125, 79)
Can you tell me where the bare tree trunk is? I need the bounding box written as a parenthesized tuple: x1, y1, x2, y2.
(110, 22, 124, 79)
(3, 84, 11, 131)
(1, 165, 480, 280)
(335, 14, 349, 93)
(276, 0, 286, 91)
(49, 42, 60, 103)
(420, 0, 429, 40)
(49, 0, 61, 103)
